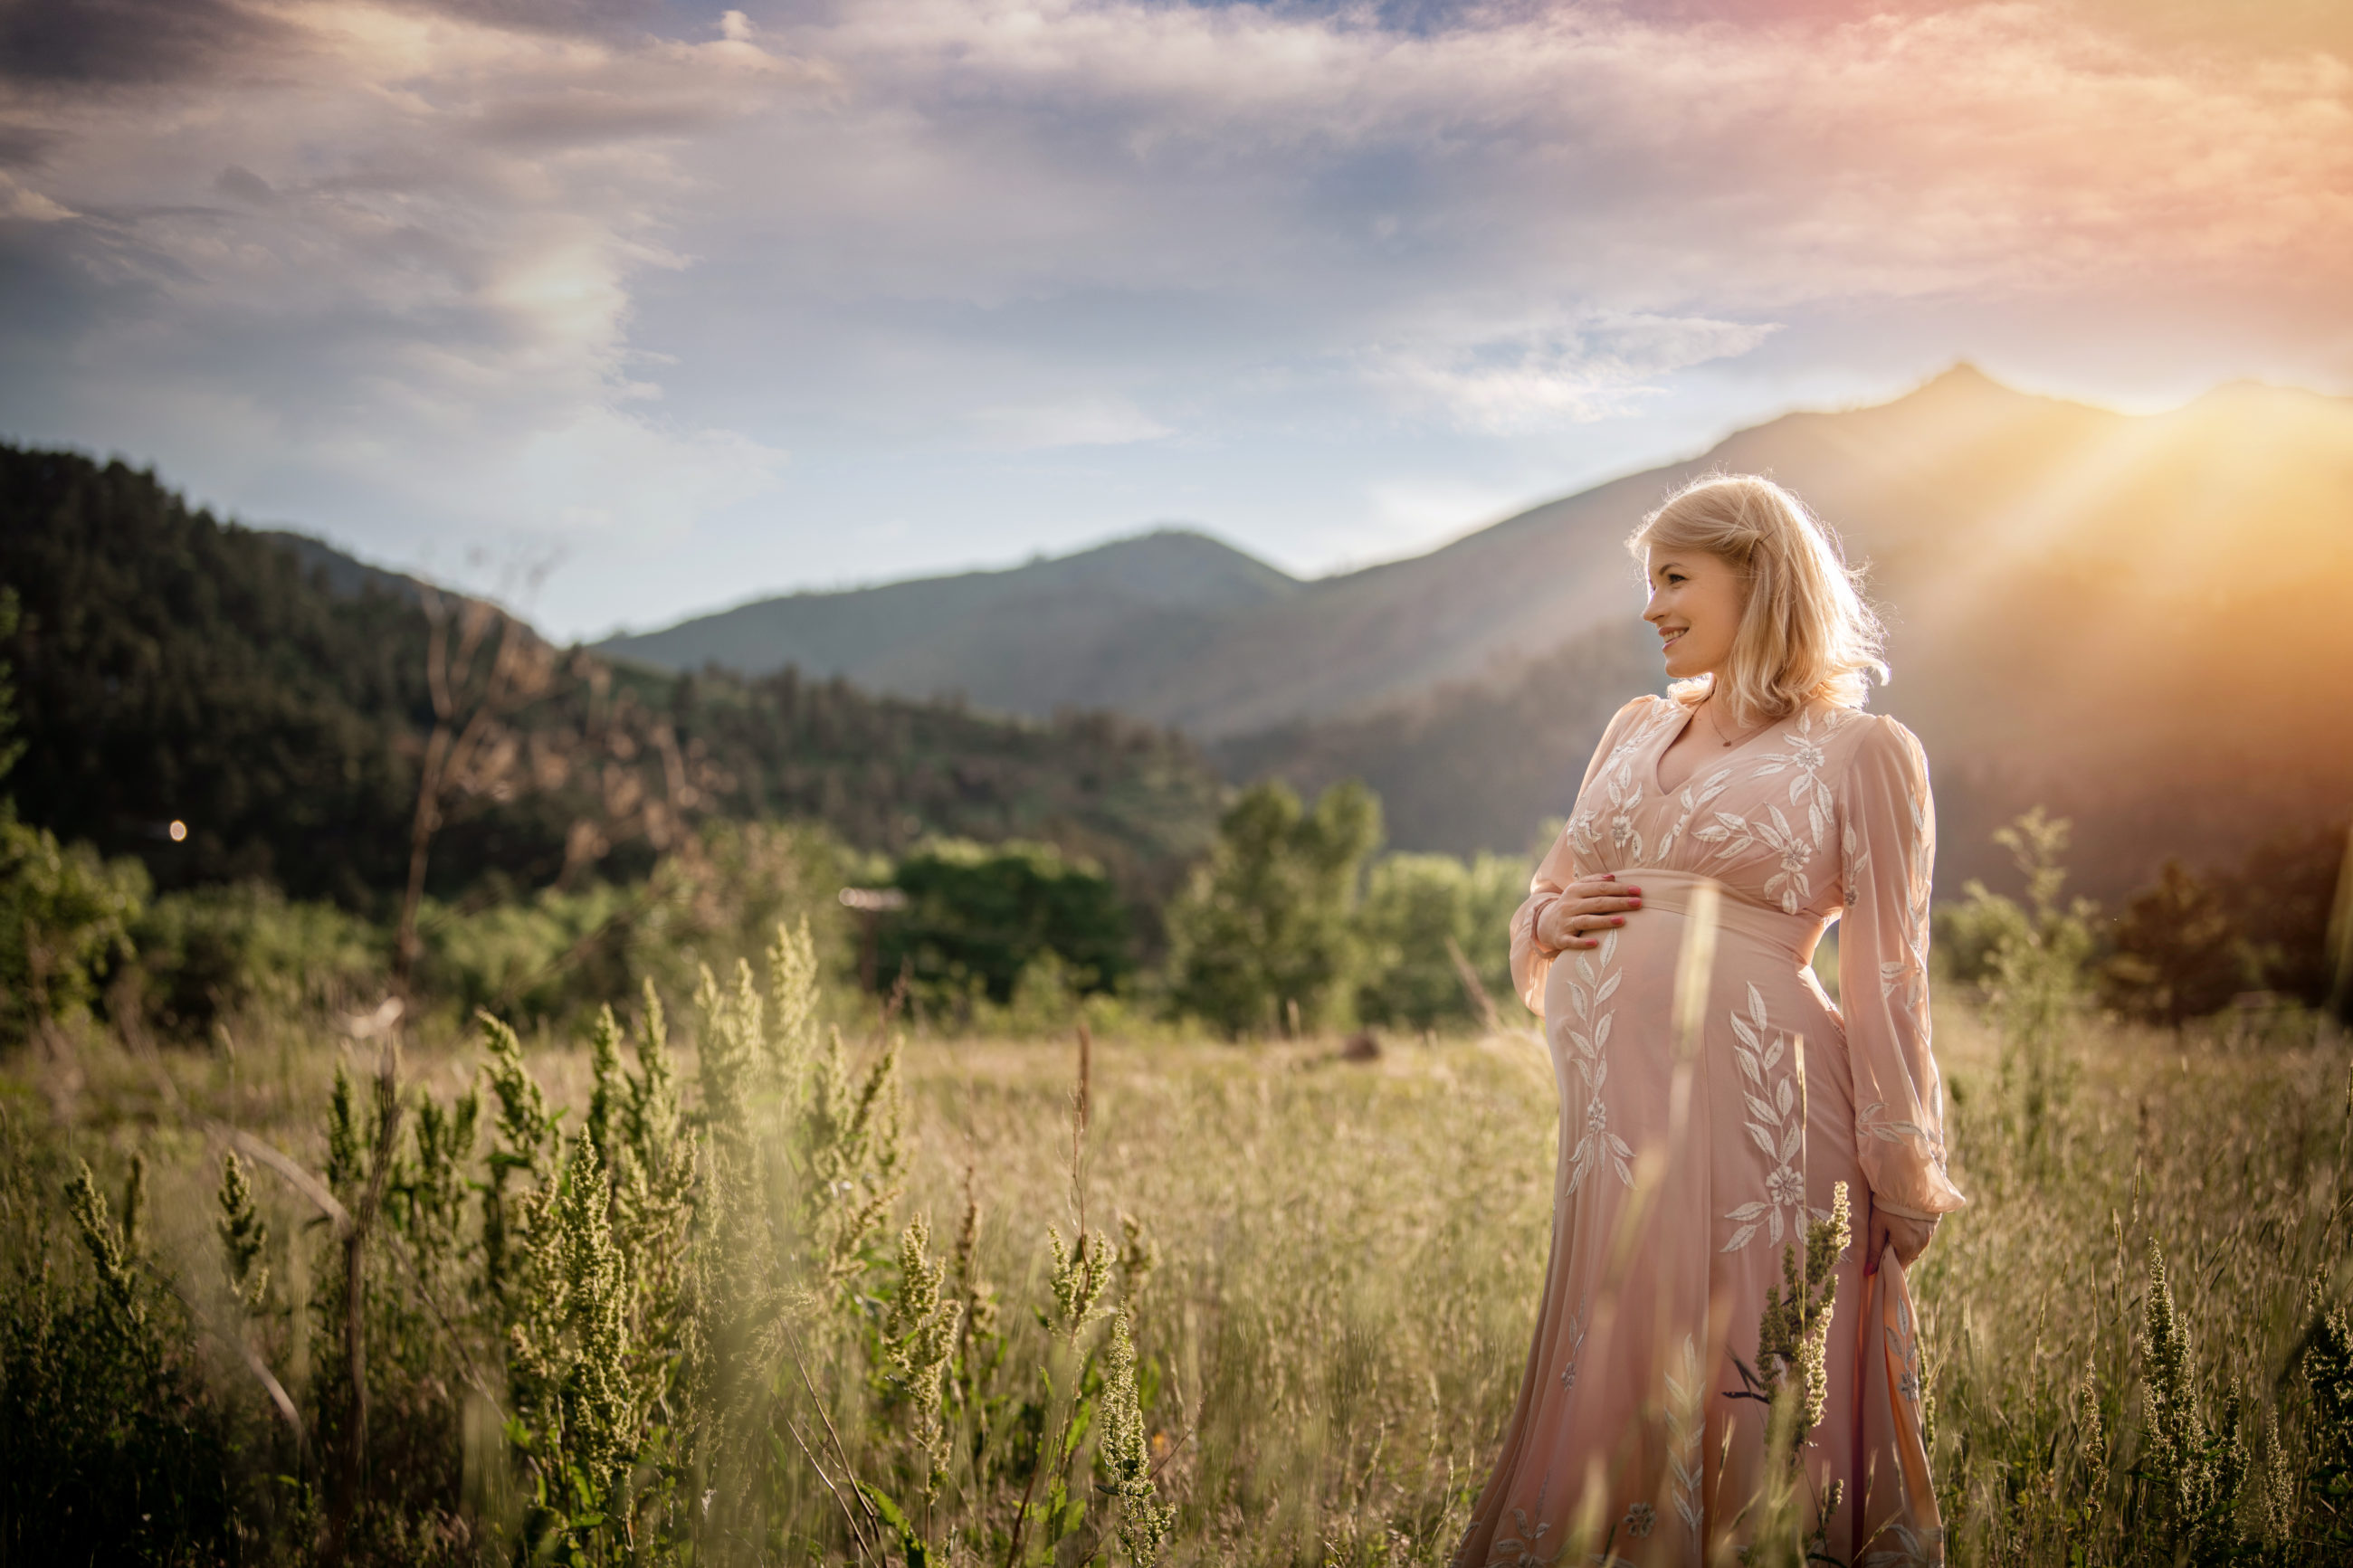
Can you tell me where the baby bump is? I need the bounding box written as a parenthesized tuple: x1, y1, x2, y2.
(1541, 878, 1853, 1148)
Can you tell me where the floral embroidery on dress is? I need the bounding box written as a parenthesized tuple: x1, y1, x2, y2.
(1841, 820, 1871, 908)
(1567, 699, 1681, 868)
(1693, 803, 1818, 913)
(1559, 1302, 1590, 1392)
(1621, 1502, 1656, 1538)
(1833, 717, 1959, 1221)
(1752, 708, 1849, 824)
(1888, 824, 1933, 1009)
(1486, 1507, 1558, 1567)
(1889, 1290, 1925, 1409)
(1653, 763, 1735, 863)
(1562, 931, 1634, 1193)
(1692, 708, 1853, 913)
(1848, 784, 1931, 1012)
(1856, 1102, 1944, 1155)
(1720, 984, 1807, 1253)
(1665, 1335, 1703, 1532)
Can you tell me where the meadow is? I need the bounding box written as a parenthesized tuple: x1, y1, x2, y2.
(5, 921, 2352, 1567)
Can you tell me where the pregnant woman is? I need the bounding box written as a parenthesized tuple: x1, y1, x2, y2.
(1453, 475, 1964, 1567)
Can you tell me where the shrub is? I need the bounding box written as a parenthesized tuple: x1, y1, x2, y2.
(0, 1122, 239, 1565)
(131, 881, 385, 1036)
(0, 813, 148, 1045)
(627, 815, 864, 1002)
(42, 920, 1183, 1564)
(879, 836, 1131, 1009)
(409, 818, 856, 1031)
(1937, 809, 2098, 1159)
(414, 880, 641, 1025)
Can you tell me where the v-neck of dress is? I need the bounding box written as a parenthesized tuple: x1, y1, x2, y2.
(1652, 699, 1782, 797)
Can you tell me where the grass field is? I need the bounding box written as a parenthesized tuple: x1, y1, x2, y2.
(5, 963, 2352, 1565)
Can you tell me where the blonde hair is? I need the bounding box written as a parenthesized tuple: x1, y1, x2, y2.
(1625, 473, 1887, 725)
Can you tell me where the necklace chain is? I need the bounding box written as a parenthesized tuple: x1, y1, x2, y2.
(1703, 698, 1752, 748)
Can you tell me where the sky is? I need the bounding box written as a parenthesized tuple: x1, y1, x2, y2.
(1, 0, 2347, 641)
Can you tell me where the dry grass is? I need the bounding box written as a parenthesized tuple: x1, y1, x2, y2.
(7, 984, 2352, 1564)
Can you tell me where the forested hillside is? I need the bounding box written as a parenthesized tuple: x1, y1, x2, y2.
(0, 447, 433, 904)
(1209, 620, 1662, 860)
(0, 446, 1224, 917)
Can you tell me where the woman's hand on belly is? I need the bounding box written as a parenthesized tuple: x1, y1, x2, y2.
(1534, 874, 1644, 952)
(1865, 1202, 1939, 1275)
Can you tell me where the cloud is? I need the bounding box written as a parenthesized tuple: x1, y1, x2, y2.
(748, 0, 2351, 308)
(0, 0, 293, 85)
(1365, 312, 1783, 432)
(967, 394, 1174, 450)
(0, 170, 72, 222)
(0, 123, 57, 167)
(396, 0, 661, 35)
(0, 0, 2345, 632)
(0, 0, 815, 572)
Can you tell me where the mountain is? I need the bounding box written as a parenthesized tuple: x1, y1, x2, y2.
(612, 366, 2353, 897)
(1224, 368, 2353, 896)
(18, 362, 2346, 911)
(598, 528, 1300, 714)
(0, 446, 1224, 913)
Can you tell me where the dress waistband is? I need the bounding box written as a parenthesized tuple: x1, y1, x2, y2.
(1616, 868, 1826, 969)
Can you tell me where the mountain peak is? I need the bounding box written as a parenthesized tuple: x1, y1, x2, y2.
(595, 524, 1298, 694)
(1027, 527, 1299, 607)
(1909, 361, 2030, 404)
(1927, 359, 1996, 387)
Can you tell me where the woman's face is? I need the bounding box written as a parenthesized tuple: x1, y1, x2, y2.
(1643, 546, 1747, 679)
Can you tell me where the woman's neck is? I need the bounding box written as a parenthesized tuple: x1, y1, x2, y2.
(1700, 689, 1753, 745)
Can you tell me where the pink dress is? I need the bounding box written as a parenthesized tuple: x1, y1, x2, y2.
(1453, 695, 1965, 1567)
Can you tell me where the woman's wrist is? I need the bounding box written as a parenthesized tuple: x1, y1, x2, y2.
(1529, 894, 1563, 951)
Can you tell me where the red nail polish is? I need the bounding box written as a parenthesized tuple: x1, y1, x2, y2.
(1612, 916, 1624, 925)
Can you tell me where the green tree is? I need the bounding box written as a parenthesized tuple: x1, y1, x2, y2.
(1354, 851, 1527, 1031)
(878, 837, 1130, 1007)
(1167, 779, 1382, 1037)
(0, 586, 150, 1043)
(2101, 860, 2244, 1027)
(2218, 820, 2351, 1017)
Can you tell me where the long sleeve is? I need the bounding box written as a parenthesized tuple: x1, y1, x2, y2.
(1835, 717, 1967, 1221)
(1510, 697, 1651, 1013)
(1510, 822, 1580, 1013)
